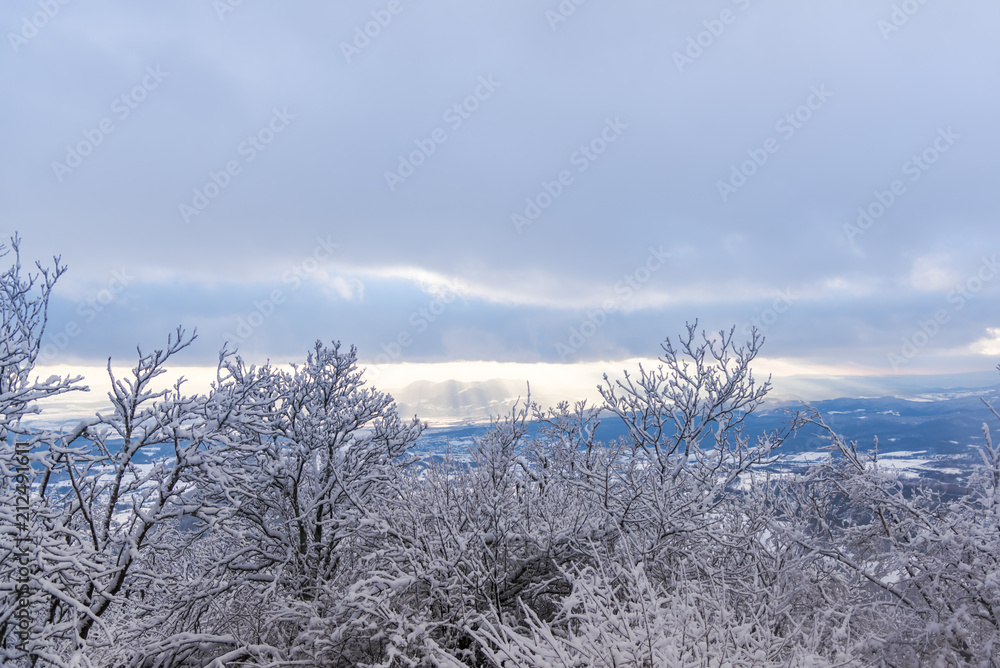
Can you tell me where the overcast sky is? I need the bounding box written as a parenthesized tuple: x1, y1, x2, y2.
(4, 0, 999, 398)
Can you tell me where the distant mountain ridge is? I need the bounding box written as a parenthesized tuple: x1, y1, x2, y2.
(409, 383, 1000, 483)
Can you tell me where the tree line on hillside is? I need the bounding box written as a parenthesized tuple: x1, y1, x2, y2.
(2, 238, 999, 667)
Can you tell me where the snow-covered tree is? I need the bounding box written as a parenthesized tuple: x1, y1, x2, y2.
(774, 398, 1000, 666)
(0, 236, 86, 664)
(350, 325, 814, 666)
(117, 340, 424, 666)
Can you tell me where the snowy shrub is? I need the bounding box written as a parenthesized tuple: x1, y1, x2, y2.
(3, 240, 999, 667)
(775, 408, 1000, 666)
(472, 552, 848, 668)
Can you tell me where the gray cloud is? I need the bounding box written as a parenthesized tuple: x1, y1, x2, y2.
(4, 0, 998, 378)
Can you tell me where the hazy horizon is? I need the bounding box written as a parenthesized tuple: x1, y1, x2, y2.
(29, 360, 1000, 428)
